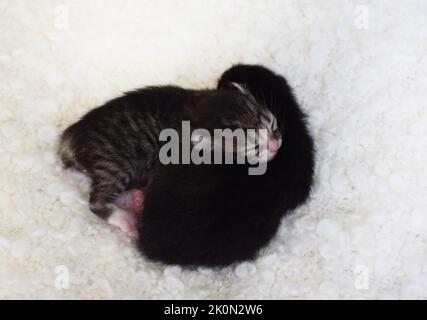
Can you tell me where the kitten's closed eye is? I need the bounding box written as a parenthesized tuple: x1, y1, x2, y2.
(227, 81, 283, 160)
(191, 85, 283, 162)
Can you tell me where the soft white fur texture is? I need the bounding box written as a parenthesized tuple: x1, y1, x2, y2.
(1, 0, 427, 299)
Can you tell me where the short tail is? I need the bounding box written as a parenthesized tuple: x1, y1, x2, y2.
(57, 123, 79, 169)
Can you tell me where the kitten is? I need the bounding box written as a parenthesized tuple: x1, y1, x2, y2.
(58, 84, 280, 238)
(136, 65, 315, 266)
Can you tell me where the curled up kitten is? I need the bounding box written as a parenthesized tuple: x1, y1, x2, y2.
(58, 64, 313, 267)
(58, 80, 280, 240)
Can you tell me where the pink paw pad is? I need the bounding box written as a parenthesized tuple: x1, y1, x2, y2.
(107, 208, 139, 239)
(115, 189, 144, 214)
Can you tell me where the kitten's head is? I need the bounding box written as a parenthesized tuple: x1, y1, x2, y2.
(192, 84, 282, 162)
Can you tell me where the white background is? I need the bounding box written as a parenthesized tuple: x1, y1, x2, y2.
(0, 0, 426, 299)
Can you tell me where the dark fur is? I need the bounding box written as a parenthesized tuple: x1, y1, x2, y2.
(59, 85, 271, 221)
(137, 65, 315, 267)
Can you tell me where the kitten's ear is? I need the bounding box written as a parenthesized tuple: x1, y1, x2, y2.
(230, 82, 247, 94)
(219, 80, 255, 99)
(218, 81, 247, 92)
(227, 82, 258, 105)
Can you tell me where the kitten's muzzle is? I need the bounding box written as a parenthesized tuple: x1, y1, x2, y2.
(266, 132, 282, 161)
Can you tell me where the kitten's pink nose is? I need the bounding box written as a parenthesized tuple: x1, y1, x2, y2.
(267, 136, 281, 153)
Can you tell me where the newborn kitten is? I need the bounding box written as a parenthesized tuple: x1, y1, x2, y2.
(58, 85, 279, 237)
(136, 65, 315, 266)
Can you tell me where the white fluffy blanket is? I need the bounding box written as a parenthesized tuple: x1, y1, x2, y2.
(1, 0, 427, 299)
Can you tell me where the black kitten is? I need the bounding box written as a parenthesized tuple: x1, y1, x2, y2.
(58, 84, 279, 237)
(136, 65, 315, 266)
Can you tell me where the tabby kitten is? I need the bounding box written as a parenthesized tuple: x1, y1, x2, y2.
(58, 84, 280, 237)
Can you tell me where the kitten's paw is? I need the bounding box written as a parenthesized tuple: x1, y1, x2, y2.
(107, 208, 139, 239)
(115, 189, 144, 214)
